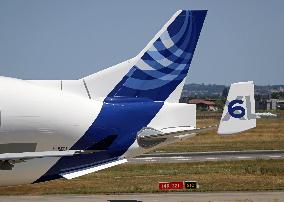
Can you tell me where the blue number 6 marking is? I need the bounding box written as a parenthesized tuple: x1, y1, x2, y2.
(228, 99, 245, 118)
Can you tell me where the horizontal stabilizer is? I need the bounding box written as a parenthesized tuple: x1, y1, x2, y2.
(60, 159, 127, 179)
(0, 150, 86, 161)
(137, 125, 217, 149)
(0, 150, 103, 170)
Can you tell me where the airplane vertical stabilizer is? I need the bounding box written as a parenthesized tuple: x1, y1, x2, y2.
(218, 81, 256, 135)
(83, 10, 207, 102)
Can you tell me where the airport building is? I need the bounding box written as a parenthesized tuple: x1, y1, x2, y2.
(187, 99, 218, 111)
(267, 99, 284, 110)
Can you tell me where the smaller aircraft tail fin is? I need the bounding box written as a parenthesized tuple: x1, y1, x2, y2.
(218, 81, 256, 135)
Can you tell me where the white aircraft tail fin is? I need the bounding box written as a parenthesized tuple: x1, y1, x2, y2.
(218, 81, 256, 135)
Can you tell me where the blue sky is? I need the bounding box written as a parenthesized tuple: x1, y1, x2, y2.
(0, 0, 283, 85)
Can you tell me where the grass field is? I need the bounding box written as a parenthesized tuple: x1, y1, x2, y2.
(153, 117, 284, 153)
(0, 159, 283, 195)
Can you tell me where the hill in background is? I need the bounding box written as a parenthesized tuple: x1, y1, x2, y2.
(182, 83, 284, 99)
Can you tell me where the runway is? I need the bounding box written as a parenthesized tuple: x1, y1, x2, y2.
(130, 150, 284, 163)
(1, 192, 283, 202)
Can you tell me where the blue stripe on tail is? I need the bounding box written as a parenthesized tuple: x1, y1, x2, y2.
(108, 10, 207, 101)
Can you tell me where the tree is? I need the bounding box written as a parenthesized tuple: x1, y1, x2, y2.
(222, 87, 229, 98)
(271, 92, 284, 99)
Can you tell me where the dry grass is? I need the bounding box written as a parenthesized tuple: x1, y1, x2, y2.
(154, 118, 284, 153)
(0, 159, 283, 195)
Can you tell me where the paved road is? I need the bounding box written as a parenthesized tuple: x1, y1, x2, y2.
(130, 150, 284, 163)
(1, 192, 283, 202)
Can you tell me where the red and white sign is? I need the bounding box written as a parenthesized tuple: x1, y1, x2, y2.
(159, 181, 184, 190)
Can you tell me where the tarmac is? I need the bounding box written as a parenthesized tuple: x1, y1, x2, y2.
(0, 192, 283, 202)
(130, 150, 284, 163)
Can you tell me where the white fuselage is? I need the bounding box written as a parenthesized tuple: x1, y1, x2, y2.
(0, 77, 101, 185)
